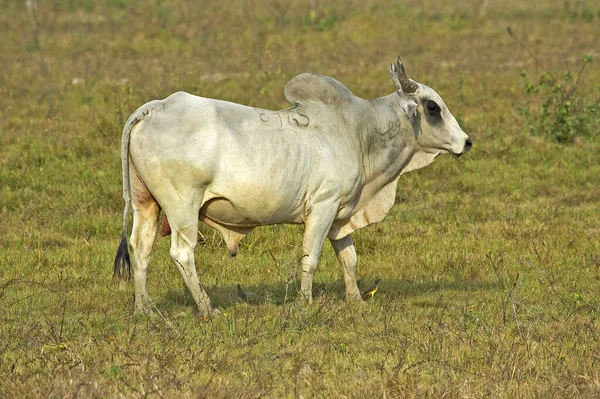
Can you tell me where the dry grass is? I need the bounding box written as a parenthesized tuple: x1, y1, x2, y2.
(1, 0, 600, 397)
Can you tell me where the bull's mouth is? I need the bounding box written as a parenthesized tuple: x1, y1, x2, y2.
(449, 137, 472, 158)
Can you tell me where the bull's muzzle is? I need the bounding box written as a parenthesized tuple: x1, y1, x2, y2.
(464, 138, 472, 153)
(452, 137, 472, 158)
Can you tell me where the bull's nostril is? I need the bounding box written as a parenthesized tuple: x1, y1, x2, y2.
(465, 138, 472, 151)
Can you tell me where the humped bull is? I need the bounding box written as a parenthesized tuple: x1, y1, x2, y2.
(113, 56, 472, 316)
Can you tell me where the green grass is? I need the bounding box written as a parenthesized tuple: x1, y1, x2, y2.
(1, 0, 600, 397)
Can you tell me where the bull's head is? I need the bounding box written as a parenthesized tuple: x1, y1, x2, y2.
(391, 56, 472, 157)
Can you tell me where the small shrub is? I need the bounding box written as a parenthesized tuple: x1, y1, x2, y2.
(509, 27, 600, 143)
(518, 56, 600, 144)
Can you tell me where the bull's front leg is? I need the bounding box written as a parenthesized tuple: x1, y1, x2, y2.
(300, 204, 338, 304)
(330, 235, 363, 303)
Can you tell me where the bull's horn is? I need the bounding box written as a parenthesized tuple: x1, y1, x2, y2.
(390, 63, 402, 92)
(393, 55, 418, 94)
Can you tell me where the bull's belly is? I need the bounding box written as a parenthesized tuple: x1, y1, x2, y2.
(200, 196, 304, 228)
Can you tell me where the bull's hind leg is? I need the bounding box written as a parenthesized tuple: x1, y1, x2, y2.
(166, 205, 214, 316)
(129, 173, 160, 314)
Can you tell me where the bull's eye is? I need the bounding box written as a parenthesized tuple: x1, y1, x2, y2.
(426, 100, 441, 114)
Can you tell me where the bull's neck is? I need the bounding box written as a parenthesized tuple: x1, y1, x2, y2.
(359, 93, 416, 188)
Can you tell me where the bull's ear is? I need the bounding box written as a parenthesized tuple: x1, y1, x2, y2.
(404, 100, 418, 124)
(403, 100, 420, 138)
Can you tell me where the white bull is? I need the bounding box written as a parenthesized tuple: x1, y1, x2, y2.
(113, 56, 472, 316)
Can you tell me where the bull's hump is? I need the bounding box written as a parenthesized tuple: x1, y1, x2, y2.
(284, 73, 356, 107)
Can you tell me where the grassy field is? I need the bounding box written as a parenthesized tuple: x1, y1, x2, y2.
(1, 0, 600, 397)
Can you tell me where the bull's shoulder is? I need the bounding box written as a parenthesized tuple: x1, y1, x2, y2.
(284, 73, 356, 107)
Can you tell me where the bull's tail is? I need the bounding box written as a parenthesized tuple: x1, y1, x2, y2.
(113, 229, 130, 283)
(113, 105, 151, 283)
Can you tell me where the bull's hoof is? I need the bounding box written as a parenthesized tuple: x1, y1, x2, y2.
(134, 305, 155, 317)
(299, 290, 313, 305)
(345, 290, 365, 303)
(291, 293, 313, 309)
(197, 305, 221, 319)
(134, 296, 154, 316)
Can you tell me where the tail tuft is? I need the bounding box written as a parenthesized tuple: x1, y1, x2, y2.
(113, 234, 131, 283)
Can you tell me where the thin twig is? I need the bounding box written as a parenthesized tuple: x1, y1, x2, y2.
(574, 47, 600, 87)
(507, 26, 557, 83)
